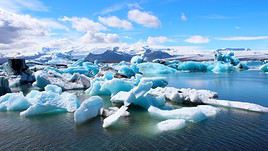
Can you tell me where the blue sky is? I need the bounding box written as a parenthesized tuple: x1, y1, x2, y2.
(1, 0, 268, 53)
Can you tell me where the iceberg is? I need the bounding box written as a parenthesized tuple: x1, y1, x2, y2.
(157, 119, 186, 132)
(260, 63, 268, 72)
(87, 78, 134, 96)
(118, 65, 136, 78)
(130, 55, 144, 64)
(110, 81, 166, 109)
(103, 105, 128, 128)
(110, 91, 135, 106)
(0, 77, 11, 96)
(177, 61, 209, 72)
(211, 62, 236, 73)
(20, 85, 80, 117)
(148, 106, 208, 122)
(44, 84, 62, 94)
(101, 106, 130, 117)
(140, 77, 168, 88)
(204, 99, 268, 112)
(74, 96, 104, 124)
(148, 87, 218, 104)
(33, 70, 91, 90)
(137, 62, 176, 75)
(0, 93, 30, 111)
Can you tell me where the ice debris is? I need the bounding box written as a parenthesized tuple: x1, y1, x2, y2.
(103, 105, 128, 128)
(260, 63, 268, 72)
(148, 105, 219, 122)
(157, 119, 186, 132)
(148, 87, 218, 104)
(137, 62, 176, 75)
(33, 69, 91, 90)
(20, 85, 80, 117)
(111, 81, 166, 109)
(0, 93, 30, 111)
(74, 96, 104, 124)
(204, 99, 268, 112)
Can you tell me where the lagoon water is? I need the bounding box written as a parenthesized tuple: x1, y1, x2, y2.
(1, 70, 268, 151)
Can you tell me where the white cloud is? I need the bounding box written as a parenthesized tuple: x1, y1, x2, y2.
(98, 16, 132, 30)
(60, 16, 106, 32)
(181, 13, 187, 21)
(0, 0, 48, 12)
(80, 32, 119, 44)
(147, 36, 168, 45)
(0, 9, 68, 55)
(0, 9, 66, 44)
(216, 36, 268, 41)
(128, 9, 160, 28)
(185, 35, 210, 44)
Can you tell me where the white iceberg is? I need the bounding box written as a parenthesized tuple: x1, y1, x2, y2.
(110, 91, 135, 106)
(204, 99, 268, 112)
(148, 106, 208, 122)
(157, 119, 186, 132)
(74, 96, 104, 124)
(103, 105, 128, 128)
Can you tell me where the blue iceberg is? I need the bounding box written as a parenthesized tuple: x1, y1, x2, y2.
(74, 96, 104, 124)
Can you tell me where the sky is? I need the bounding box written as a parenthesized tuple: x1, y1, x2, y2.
(1, 0, 268, 55)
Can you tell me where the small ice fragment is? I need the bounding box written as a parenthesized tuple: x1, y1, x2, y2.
(157, 119, 186, 132)
(148, 106, 207, 122)
(103, 106, 128, 128)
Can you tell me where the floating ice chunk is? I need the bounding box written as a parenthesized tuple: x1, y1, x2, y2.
(118, 65, 136, 78)
(148, 106, 207, 122)
(86, 80, 110, 96)
(137, 62, 176, 75)
(33, 70, 51, 89)
(197, 105, 220, 117)
(131, 81, 153, 99)
(204, 99, 268, 112)
(134, 93, 166, 109)
(61, 92, 80, 112)
(101, 107, 130, 117)
(0, 93, 30, 111)
(149, 87, 183, 103)
(149, 87, 217, 104)
(211, 62, 236, 73)
(104, 72, 114, 80)
(177, 61, 209, 72)
(157, 119, 186, 132)
(131, 56, 144, 64)
(260, 63, 268, 72)
(44, 84, 62, 94)
(0, 77, 11, 96)
(101, 79, 134, 96)
(21, 88, 80, 117)
(20, 104, 66, 117)
(103, 105, 128, 128)
(82, 62, 99, 76)
(74, 96, 104, 124)
(33, 70, 91, 90)
(140, 77, 168, 88)
(110, 91, 135, 106)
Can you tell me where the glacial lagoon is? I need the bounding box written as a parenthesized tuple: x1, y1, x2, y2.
(1, 70, 268, 151)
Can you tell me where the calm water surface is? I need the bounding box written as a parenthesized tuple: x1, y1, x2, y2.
(1, 70, 268, 151)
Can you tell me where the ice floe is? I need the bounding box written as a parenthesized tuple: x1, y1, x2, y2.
(20, 85, 80, 117)
(103, 105, 128, 128)
(74, 96, 104, 124)
(157, 119, 186, 132)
